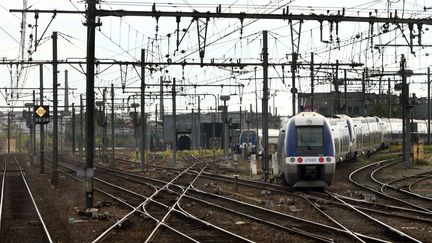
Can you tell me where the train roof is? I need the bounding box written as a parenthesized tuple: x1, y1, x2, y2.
(293, 112, 327, 126)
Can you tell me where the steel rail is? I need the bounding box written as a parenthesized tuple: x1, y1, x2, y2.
(93, 177, 200, 242)
(45, 159, 202, 242)
(145, 164, 208, 242)
(299, 192, 366, 242)
(70, 159, 338, 242)
(348, 158, 432, 213)
(328, 192, 422, 243)
(92, 162, 230, 242)
(58, 155, 358, 242)
(62, 155, 338, 242)
(115, 156, 295, 194)
(114, 158, 372, 242)
(186, 186, 343, 242)
(304, 192, 432, 225)
(94, 174, 253, 242)
(383, 170, 432, 200)
(82, 160, 341, 242)
(142, 160, 253, 242)
(369, 162, 432, 213)
(326, 193, 432, 218)
(408, 175, 432, 194)
(115, 156, 432, 242)
(13, 156, 53, 243)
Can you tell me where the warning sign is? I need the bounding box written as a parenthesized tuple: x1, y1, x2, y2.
(34, 105, 50, 124)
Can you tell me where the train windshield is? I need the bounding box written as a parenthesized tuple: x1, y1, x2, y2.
(296, 126, 324, 155)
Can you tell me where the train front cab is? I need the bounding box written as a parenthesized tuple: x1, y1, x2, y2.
(284, 113, 336, 188)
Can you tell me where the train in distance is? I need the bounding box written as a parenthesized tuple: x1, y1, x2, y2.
(277, 112, 427, 188)
(237, 129, 280, 155)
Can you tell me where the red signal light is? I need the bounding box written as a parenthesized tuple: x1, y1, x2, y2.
(297, 157, 303, 163)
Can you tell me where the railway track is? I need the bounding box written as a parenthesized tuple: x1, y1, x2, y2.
(408, 173, 432, 196)
(113, 154, 432, 242)
(42, 153, 432, 242)
(96, 165, 353, 241)
(302, 190, 426, 243)
(56, 155, 392, 242)
(49, 156, 255, 242)
(349, 158, 432, 213)
(372, 164, 432, 211)
(0, 155, 52, 243)
(49, 155, 349, 242)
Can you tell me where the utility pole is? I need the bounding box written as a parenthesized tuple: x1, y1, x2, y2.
(155, 104, 158, 150)
(16, 123, 19, 152)
(192, 108, 195, 149)
(72, 103, 76, 154)
(172, 78, 177, 166)
(239, 106, 242, 131)
(399, 55, 412, 168)
(344, 70, 348, 114)
(111, 83, 115, 163)
(8, 110, 11, 154)
(80, 94, 83, 155)
(140, 49, 146, 170)
(334, 60, 340, 114)
(291, 52, 298, 116)
(159, 76, 165, 148)
(52, 31, 59, 187)
(254, 67, 259, 152)
(198, 96, 201, 154)
(98, 89, 108, 165)
(289, 20, 302, 116)
(32, 90, 36, 164)
(220, 95, 230, 160)
(7, 111, 10, 154)
(428, 67, 430, 145)
(310, 52, 314, 111)
(131, 103, 139, 156)
(84, 0, 97, 209)
(361, 71, 366, 116)
(40, 64, 45, 174)
(262, 30, 269, 182)
(64, 69, 69, 113)
(388, 78, 391, 118)
(25, 103, 34, 163)
(60, 117, 63, 152)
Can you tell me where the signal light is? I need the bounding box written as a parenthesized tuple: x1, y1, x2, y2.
(297, 157, 303, 163)
(319, 157, 324, 163)
(326, 157, 331, 162)
(290, 158, 295, 163)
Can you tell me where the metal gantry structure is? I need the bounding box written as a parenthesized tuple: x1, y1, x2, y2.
(4, 2, 432, 209)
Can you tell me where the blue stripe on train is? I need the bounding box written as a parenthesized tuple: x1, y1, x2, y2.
(323, 121, 335, 156)
(286, 120, 296, 156)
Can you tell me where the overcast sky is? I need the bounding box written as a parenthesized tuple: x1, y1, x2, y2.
(0, 0, 431, 117)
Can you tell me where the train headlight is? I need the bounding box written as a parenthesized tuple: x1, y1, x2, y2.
(326, 157, 331, 162)
(297, 157, 303, 163)
(319, 157, 324, 163)
(290, 158, 295, 163)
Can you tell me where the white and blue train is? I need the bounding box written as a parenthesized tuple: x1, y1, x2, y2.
(278, 112, 427, 188)
(237, 129, 280, 154)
